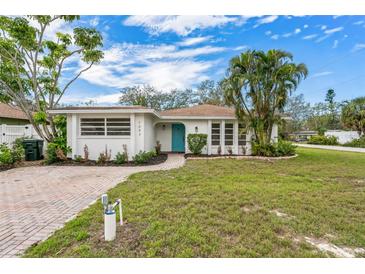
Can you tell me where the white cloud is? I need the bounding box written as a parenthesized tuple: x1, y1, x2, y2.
(324, 27, 344, 34)
(28, 17, 73, 40)
(233, 45, 248, 51)
(310, 71, 333, 78)
(77, 42, 225, 93)
(315, 35, 330, 43)
(177, 36, 211, 47)
(302, 34, 318, 40)
(294, 28, 301, 34)
(281, 28, 301, 38)
(89, 16, 100, 27)
(321, 25, 327, 30)
(282, 32, 292, 38)
(123, 15, 240, 36)
(332, 40, 339, 49)
(352, 43, 365, 52)
(353, 20, 364, 25)
(265, 30, 272, 36)
(254, 15, 278, 28)
(271, 34, 279, 40)
(235, 16, 254, 26)
(303, 24, 309, 29)
(64, 92, 122, 104)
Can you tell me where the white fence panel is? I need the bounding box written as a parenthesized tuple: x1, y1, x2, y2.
(0, 124, 42, 146)
(325, 130, 360, 144)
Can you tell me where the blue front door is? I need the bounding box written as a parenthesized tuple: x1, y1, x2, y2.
(172, 124, 185, 152)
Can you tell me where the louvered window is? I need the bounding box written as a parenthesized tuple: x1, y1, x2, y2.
(106, 118, 130, 136)
(225, 123, 234, 145)
(211, 123, 220, 145)
(80, 118, 131, 136)
(80, 118, 105, 136)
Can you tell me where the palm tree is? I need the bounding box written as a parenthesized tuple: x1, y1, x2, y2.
(341, 97, 365, 136)
(222, 49, 308, 146)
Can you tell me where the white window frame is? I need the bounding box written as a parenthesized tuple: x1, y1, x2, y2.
(106, 118, 131, 136)
(80, 118, 105, 136)
(79, 117, 131, 138)
(225, 123, 234, 145)
(211, 122, 221, 145)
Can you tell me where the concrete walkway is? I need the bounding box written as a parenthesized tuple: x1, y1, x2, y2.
(0, 154, 185, 257)
(296, 143, 365, 153)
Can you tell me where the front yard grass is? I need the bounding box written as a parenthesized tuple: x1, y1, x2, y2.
(24, 148, 365, 257)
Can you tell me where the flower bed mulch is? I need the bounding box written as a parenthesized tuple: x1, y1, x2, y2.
(0, 165, 14, 172)
(0, 159, 45, 172)
(51, 153, 168, 167)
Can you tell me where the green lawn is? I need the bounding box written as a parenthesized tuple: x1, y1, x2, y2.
(24, 148, 365, 258)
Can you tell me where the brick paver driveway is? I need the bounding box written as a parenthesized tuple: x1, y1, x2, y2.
(0, 154, 185, 257)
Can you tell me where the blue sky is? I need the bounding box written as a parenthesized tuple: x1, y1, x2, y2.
(57, 15, 365, 105)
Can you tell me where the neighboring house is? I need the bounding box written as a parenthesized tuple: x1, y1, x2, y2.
(49, 104, 279, 160)
(289, 130, 317, 142)
(325, 130, 360, 144)
(0, 103, 30, 125)
(0, 103, 41, 145)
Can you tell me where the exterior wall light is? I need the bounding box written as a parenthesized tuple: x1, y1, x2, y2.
(195, 126, 198, 133)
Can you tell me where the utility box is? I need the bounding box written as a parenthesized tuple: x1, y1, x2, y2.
(22, 139, 44, 161)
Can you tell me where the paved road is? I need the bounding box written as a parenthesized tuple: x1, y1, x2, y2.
(0, 154, 185, 257)
(296, 143, 365, 153)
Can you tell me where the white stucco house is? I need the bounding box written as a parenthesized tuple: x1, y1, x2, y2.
(49, 104, 279, 160)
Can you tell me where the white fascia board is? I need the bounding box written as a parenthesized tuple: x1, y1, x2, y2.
(48, 108, 161, 118)
(159, 115, 237, 120)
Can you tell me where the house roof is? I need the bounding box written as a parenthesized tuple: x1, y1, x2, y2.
(159, 104, 236, 118)
(0, 103, 29, 121)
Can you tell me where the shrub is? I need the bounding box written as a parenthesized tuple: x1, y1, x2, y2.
(45, 143, 59, 164)
(187, 134, 207, 155)
(308, 135, 339, 145)
(252, 140, 296, 157)
(74, 155, 83, 162)
(276, 140, 296, 156)
(343, 136, 365, 148)
(133, 150, 156, 164)
(155, 141, 161, 155)
(97, 153, 108, 164)
(11, 138, 25, 162)
(97, 146, 112, 164)
(114, 152, 127, 165)
(0, 144, 14, 165)
(252, 142, 277, 157)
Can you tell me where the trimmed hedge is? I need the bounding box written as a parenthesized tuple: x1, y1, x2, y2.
(252, 140, 296, 157)
(308, 135, 339, 145)
(133, 150, 156, 164)
(187, 134, 208, 155)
